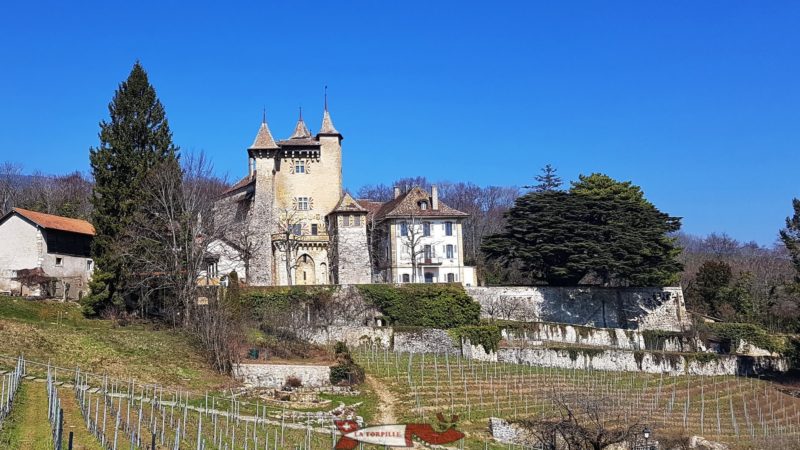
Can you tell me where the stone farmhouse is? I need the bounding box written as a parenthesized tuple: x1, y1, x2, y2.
(0, 208, 95, 299)
(211, 106, 476, 286)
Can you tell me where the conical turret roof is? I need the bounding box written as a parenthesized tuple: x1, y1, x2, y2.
(318, 109, 340, 136)
(249, 118, 279, 150)
(289, 109, 312, 139)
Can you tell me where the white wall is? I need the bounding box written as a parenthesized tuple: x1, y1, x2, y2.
(0, 215, 42, 293)
(389, 219, 474, 286)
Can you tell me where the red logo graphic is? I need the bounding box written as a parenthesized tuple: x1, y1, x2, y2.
(334, 414, 464, 449)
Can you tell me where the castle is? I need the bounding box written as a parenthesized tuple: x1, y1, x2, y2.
(210, 105, 476, 287)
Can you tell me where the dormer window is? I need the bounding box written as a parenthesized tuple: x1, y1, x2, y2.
(419, 201, 428, 210)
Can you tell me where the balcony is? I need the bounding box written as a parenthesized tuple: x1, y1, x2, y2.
(419, 257, 443, 265)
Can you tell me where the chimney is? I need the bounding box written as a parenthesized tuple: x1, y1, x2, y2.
(431, 185, 439, 210)
(248, 157, 255, 177)
(394, 186, 401, 199)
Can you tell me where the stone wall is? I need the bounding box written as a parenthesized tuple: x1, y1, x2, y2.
(502, 323, 705, 353)
(307, 325, 392, 349)
(467, 286, 690, 331)
(495, 347, 787, 376)
(233, 363, 331, 388)
(393, 328, 459, 355)
(332, 218, 372, 285)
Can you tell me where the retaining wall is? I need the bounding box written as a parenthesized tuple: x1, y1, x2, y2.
(233, 363, 331, 388)
(467, 286, 690, 331)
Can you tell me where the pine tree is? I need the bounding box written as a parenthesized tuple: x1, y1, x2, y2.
(483, 174, 682, 286)
(528, 164, 563, 192)
(83, 62, 178, 315)
(780, 198, 800, 283)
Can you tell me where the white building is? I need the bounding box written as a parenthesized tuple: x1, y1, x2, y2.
(360, 186, 477, 286)
(0, 208, 95, 299)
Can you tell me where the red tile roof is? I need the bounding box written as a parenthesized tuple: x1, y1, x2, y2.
(12, 208, 95, 236)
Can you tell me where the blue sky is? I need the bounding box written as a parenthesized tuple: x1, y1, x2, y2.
(0, 1, 798, 245)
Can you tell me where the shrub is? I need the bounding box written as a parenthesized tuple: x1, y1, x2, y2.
(450, 325, 502, 353)
(334, 341, 350, 356)
(705, 323, 786, 355)
(330, 354, 365, 386)
(357, 284, 480, 329)
(284, 375, 303, 389)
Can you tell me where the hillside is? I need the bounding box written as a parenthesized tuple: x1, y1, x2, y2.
(0, 297, 232, 391)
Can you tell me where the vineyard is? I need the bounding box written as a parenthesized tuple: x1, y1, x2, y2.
(353, 345, 800, 449)
(0, 356, 398, 450)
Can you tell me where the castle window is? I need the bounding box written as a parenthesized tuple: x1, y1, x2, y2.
(343, 215, 351, 227)
(445, 221, 453, 236)
(311, 224, 318, 235)
(291, 224, 302, 235)
(295, 160, 305, 173)
(423, 222, 431, 237)
(55, 257, 63, 266)
(446, 244, 454, 259)
(297, 197, 309, 211)
(400, 222, 408, 236)
(354, 215, 362, 226)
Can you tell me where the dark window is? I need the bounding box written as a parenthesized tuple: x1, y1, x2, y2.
(423, 222, 431, 236)
(424, 272, 434, 283)
(291, 224, 302, 235)
(447, 273, 455, 282)
(402, 274, 410, 283)
(446, 244, 454, 259)
(400, 222, 408, 236)
(424, 244, 432, 259)
(445, 222, 453, 236)
(311, 224, 318, 235)
(354, 215, 362, 226)
(45, 230, 92, 257)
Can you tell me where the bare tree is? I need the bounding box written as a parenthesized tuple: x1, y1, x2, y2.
(516, 394, 646, 450)
(272, 207, 304, 285)
(397, 213, 437, 282)
(0, 162, 22, 214)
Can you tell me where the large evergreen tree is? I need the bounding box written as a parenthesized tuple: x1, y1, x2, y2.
(780, 198, 800, 282)
(84, 62, 178, 315)
(482, 174, 682, 286)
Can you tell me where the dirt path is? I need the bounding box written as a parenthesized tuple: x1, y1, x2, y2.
(366, 375, 398, 425)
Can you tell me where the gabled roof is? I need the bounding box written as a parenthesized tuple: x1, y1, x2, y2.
(219, 173, 256, 197)
(7, 208, 95, 236)
(365, 187, 469, 222)
(249, 122, 279, 150)
(331, 193, 367, 214)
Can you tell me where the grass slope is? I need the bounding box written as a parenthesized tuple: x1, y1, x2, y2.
(0, 297, 231, 391)
(0, 383, 52, 449)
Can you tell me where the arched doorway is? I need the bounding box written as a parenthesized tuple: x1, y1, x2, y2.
(296, 254, 316, 285)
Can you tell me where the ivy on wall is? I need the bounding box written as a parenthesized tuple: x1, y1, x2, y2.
(449, 325, 502, 353)
(356, 284, 480, 329)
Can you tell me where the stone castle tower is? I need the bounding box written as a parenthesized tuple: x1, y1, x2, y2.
(215, 103, 371, 286)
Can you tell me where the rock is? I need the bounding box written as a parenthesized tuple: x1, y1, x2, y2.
(688, 436, 728, 450)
